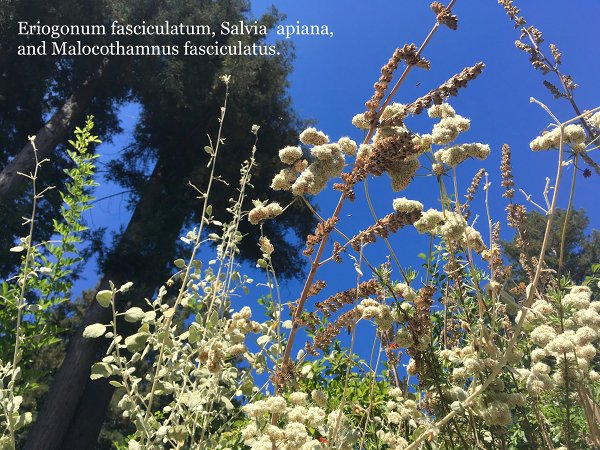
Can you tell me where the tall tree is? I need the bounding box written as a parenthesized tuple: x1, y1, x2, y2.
(22, 2, 314, 448)
(503, 208, 600, 284)
(0, 0, 132, 276)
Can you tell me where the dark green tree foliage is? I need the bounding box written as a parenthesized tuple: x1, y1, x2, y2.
(106, 2, 311, 282)
(0, 0, 130, 276)
(503, 208, 600, 283)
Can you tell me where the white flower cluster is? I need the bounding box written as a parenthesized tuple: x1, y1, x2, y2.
(428, 104, 470, 145)
(413, 209, 485, 253)
(442, 344, 524, 384)
(272, 127, 354, 196)
(300, 127, 330, 146)
(425, 103, 492, 174)
(279, 146, 304, 165)
(412, 133, 433, 154)
(381, 103, 408, 122)
(529, 124, 586, 152)
(394, 283, 417, 302)
(248, 200, 284, 225)
(489, 385, 525, 426)
(413, 209, 444, 234)
(392, 197, 424, 214)
(381, 388, 430, 449)
(224, 306, 261, 357)
(351, 113, 370, 130)
(518, 286, 600, 396)
(242, 391, 358, 450)
(433, 143, 491, 168)
(352, 104, 408, 131)
(358, 299, 393, 330)
(475, 389, 525, 427)
(428, 103, 456, 119)
(337, 137, 358, 156)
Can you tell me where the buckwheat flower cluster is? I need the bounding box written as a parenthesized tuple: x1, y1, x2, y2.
(562, 285, 592, 310)
(289, 392, 308, 406)
(242, 396, 286, 420)
(295, 145, 345, 195)
(224, 306, 261, 356)
(479, 401, 512, 426)
(300, 127, 330, 146)
(461, 351, 485, 375)
(515, 296, 556, 328)
(463, 225, 486, 253)
(520, 286, 600, 395)
(383, 389, 430, 448)
(413, 209, 445, 234)
(375, 103, 409, 129)
(412, 133, 433, 154)
(440, 348, 463, 366)
(392, 197, 424, 214)
(337, 137, 358, 156)
(428, 103, 456, 119)
(375, 304, 393, 330)
(242, 393, 330, 450)
(357, 299, 393, 330)
(520, 362, 553, 397)
(271, 167, 299, 191)
(529, 124, 586, 152)
(413, 209, 486, 253)
(434, 143, 491, 168)
(351, 112, 370, 130)
(279, 146, 304, 165)
(471, 380, 525, 427)
(436, 211, 467, 241)
(394, 282, 417, 302)
(432, 162, 445, 175)
(272, 127, 349, 197)
(394, 327, 414, 347)
(429, 104, 471, 145)
(248, 200, 283, 225)
(377, 388, 417, 450)
(272, 127, 350, 196)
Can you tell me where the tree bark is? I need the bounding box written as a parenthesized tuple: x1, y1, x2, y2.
(0, 58, 109, 205)
(24, 156, 190, 450)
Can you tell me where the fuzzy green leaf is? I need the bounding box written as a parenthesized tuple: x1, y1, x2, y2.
(124, 332, 149, 352)
(83, 323, 107, 338)
(123, 307, 145, 322)
(90, 362, 113, 380)
(96, 290, 113, 308)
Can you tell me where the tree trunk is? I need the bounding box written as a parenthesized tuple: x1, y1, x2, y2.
(0, 58, 109, 205)
(24, 156, 191, 450)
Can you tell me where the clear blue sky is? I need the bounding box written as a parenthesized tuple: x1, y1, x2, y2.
(80, 1, 599, 364)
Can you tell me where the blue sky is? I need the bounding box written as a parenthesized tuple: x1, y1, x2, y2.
(79, 1, 599, 366)
(250, 0, 600, 285)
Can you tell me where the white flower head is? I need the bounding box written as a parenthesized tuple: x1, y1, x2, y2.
(300, 127, 329, 146)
